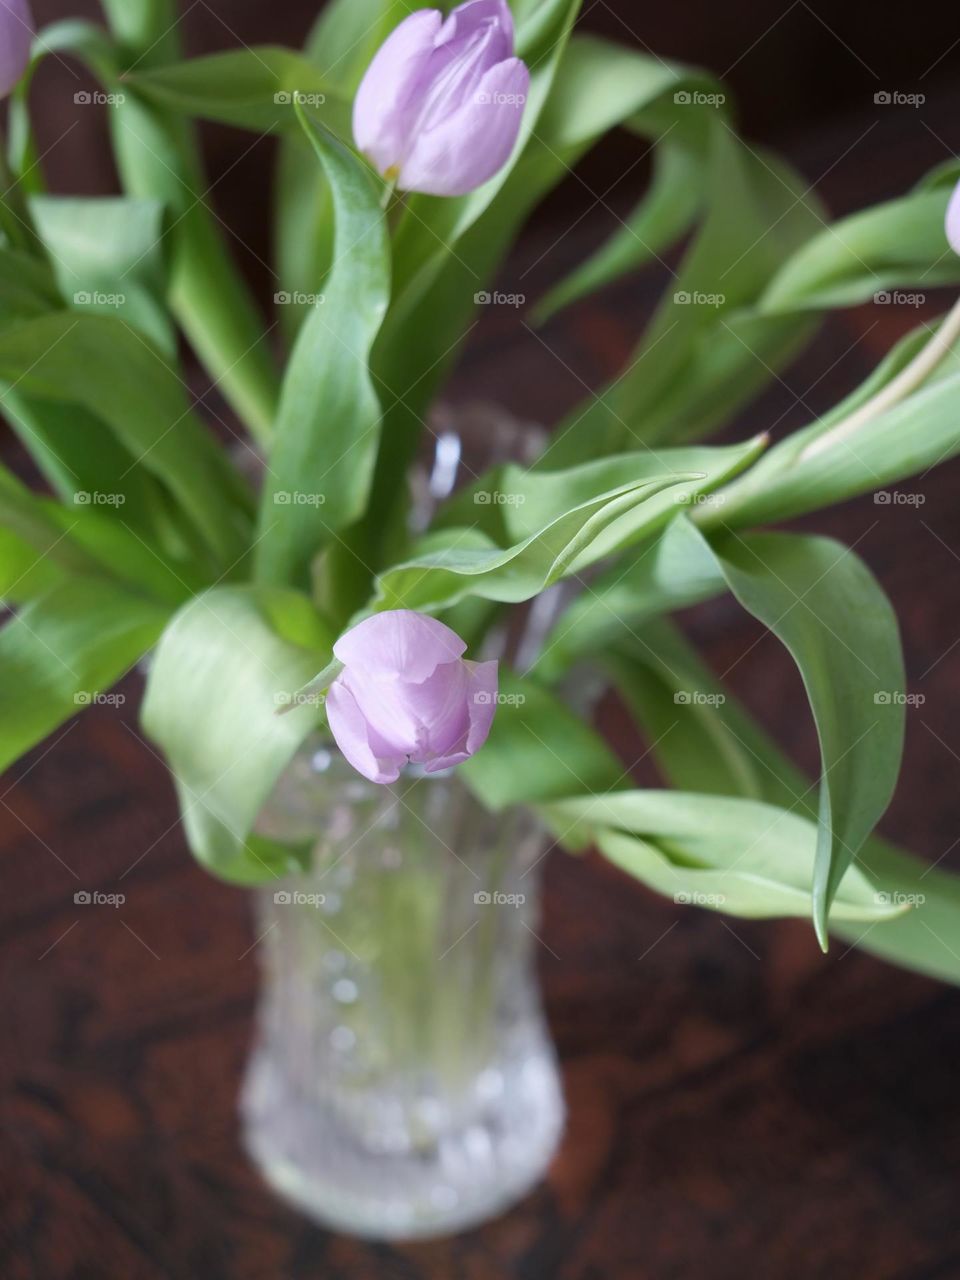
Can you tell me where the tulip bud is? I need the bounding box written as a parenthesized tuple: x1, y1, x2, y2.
(325, 610, 499, 784)
(352, 0, 530, 198)
(0, 0, 32, 99)
(947, 178, 960, 256)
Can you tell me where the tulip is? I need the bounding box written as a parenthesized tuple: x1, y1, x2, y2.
(352, 0, 530, 198)
(947, 178, 960, 256)
(326, 610, 499, 784)
(0, 0, 32, 99)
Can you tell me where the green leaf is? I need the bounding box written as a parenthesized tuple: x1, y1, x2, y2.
(713, 532, 906, 948)
(255, 109, 389, 590)
(545, 791, 905, 923)
(27, 10, 281, 440)
(129, 48, 351, 138)
(437, 436, 766, 567)
(546, 123, 823, 462)
(141, 586, 333, 884)
(762, 187, 960, 312)
(0, 313, 252, 566)
(0, 579, 168, 772)
(611, 619, 960, 987)
(536, 515, 725, 680)
(0, 246, 60, 325)
(29, 195, 174, 353)
(375, 473, 697, 612)
(463, 671, 623, 809)
(0, 524, 65, 604)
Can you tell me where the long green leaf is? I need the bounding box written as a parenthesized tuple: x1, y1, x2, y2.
(611, 619, 960, 986)
(545, 791, 904, 923)
(30, 195, 173, 352)
(255, 108, 389, 590)
(375, 473, 697, 612)
(0, 313, 252, 566)
(0, 579, 168, 772)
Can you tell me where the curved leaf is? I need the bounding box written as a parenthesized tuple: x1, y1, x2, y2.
(255, 108, 390, 590)
(142, 587, 333, 884)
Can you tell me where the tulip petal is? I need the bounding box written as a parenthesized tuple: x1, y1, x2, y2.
(326, 676, 405, 784)
(439, 0, 514, 52)
(424, 660, 498, 772)
(408, 660, 472, 761)
(947, 179, 960, 257)
(333, 610, 466, 683)
(352, 8, 443, 177)
(398, 57, 530, 197)
(0, 0, 33, 99)
(415, 19, 508, 137)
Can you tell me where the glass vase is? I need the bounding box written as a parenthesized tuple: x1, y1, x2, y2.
(240, 741, 565, 1240)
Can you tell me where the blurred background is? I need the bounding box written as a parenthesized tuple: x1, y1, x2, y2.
(4, 2, 960, 1277)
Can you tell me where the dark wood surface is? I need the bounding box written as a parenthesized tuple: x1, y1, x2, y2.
(4, 90, 960, 1280)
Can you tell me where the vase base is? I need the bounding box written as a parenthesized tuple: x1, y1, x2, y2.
(240, 1038, 565, 1240)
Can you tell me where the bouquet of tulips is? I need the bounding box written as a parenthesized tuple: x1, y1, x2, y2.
(3, 0, 960, 983)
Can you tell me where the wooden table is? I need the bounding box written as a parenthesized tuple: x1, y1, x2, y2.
(3, 96, 960, 1280)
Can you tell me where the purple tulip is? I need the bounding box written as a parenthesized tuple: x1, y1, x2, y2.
(947, 178, 960, 256)
(0, 0, 32, 99)
(326, 610, 499, 784)
(352, 0, 530, 198)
